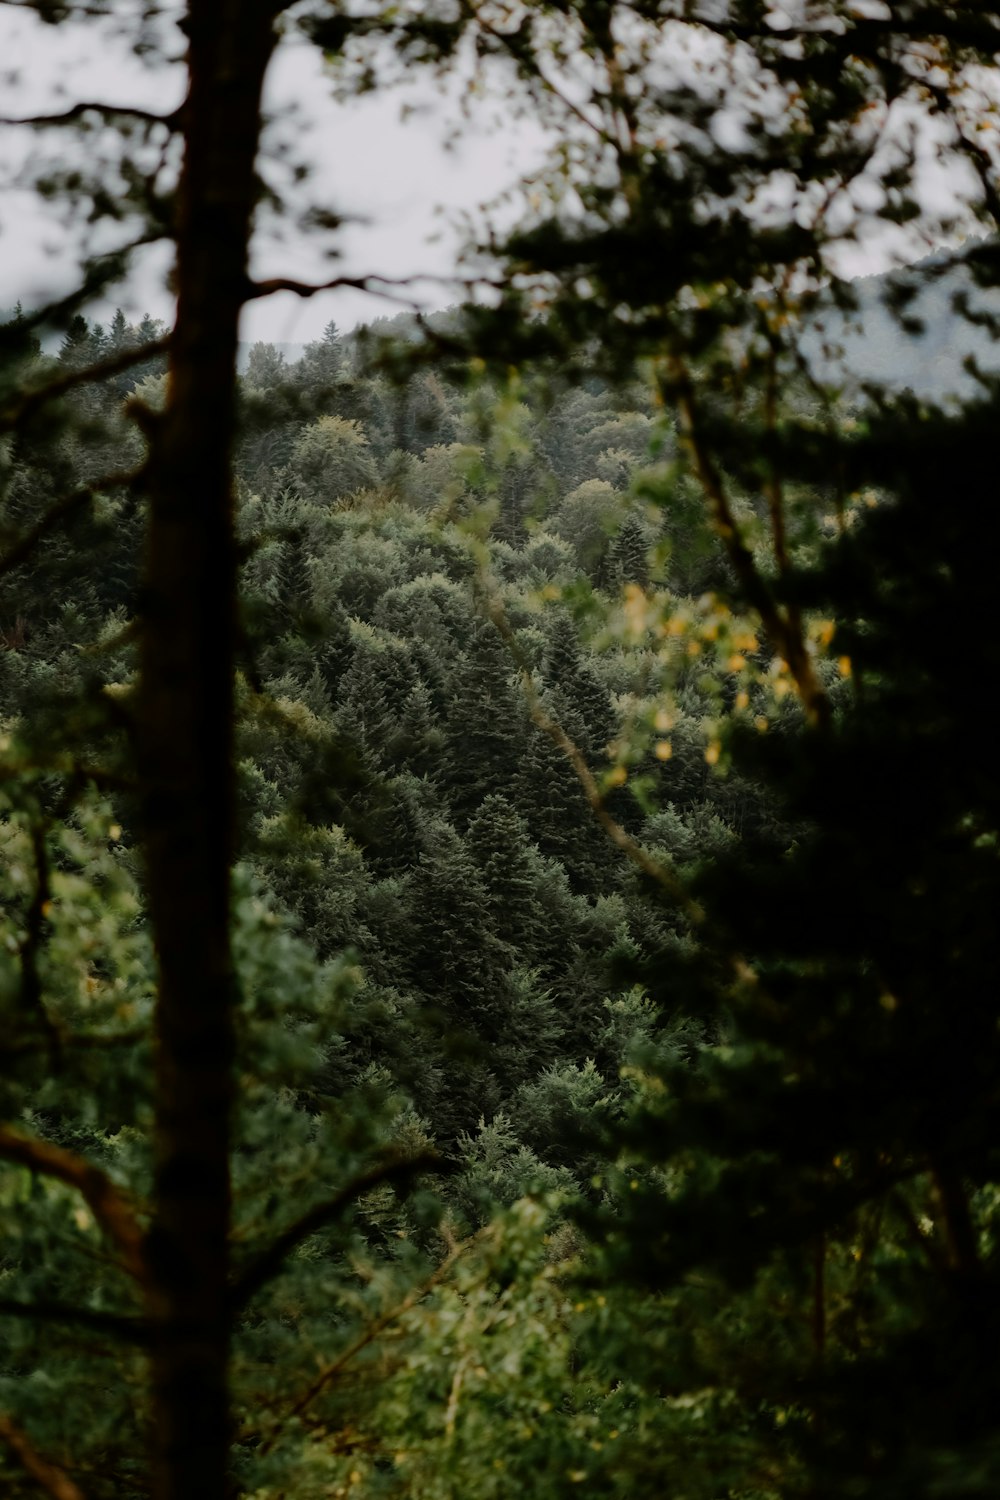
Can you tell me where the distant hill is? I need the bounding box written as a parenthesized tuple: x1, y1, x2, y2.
(14, 249, 999, 404)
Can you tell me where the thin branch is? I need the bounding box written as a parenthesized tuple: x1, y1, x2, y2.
(0, 1125, 145, 1281)
(230, 1150, 445, 1310)
(663, 354, 831, 731)
(0, 102, 179, 131)
(470, 8, 611, 145)
(0, 337, 171, 433)
(0, 0, 120, 12)
(244, 273, 429, 306)
(483, 588, 702, 915)
(248, 271, 416, 300)
(258, 1228, 482, 1451)
(0, 1413, 87, 1500)
(444, 1353, 470, 1443)
(0, 468, 140, 581)
(0, 1297, 149, 1344)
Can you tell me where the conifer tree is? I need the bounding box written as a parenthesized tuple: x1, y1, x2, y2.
(465, 794, 546, 960)
(445, 620, 527, 824)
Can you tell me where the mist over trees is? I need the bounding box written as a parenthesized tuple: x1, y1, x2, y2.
(2, 4, 1000, 1499)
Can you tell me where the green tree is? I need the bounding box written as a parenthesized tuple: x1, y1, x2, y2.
(289, 414, 381, 503)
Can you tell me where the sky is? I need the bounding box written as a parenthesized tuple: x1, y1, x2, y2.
(0, 2, 548, 343)
(0, 3, 993, 348)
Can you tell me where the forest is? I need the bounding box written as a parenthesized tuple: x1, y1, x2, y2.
(1, 3, 999, 1500)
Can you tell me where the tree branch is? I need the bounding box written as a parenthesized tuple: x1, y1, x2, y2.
(663, 354, 831, 731)
(0, 468, 140, 581)
(0, 1413, 87, 1500)
(0, 1126, 145, 1281)
(230, 1150, 445, 1310)
(0, 337, 171, 433)
(243, 273, 429, 308)
(257, 1226, 482, 1450)
(0, 102, 179, 131)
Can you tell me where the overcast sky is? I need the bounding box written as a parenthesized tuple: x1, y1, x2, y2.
(0, 3, 992, 348)
(0, 3, 548, 343)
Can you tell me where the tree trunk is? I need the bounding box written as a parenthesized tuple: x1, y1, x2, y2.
(137, 5, 278, 1496)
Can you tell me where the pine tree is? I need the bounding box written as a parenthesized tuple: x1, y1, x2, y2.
(542, 610, 616, 759)
(606, 512, 650, 589)
(444, 620, 527, 825)
(296, 319, 345, 404)
(465, 794, 545, 960)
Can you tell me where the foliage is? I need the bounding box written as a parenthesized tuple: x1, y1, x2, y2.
(2, 2, 1000, 1498)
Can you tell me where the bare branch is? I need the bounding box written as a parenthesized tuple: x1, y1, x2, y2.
(243, 273, 431, 309)
(0, 1125, 145, 1281)
(0, 468, 140, 581)
(0, 102, 179, 131)
(0, 1413, 87, 1500)
(231, 1150, 445, 1310)
(0, 337, 171, 434)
